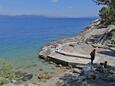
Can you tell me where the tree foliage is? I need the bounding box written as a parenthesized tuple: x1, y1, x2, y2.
(92, 0, 111, 5)
(93, 0, 115, 25)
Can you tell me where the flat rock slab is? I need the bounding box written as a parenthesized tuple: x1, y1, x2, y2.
(60, 43, 93, 56)
(49, 52, 90, 64)
(48, 43, 115, 67)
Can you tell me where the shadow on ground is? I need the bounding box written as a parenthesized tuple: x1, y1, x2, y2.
(56, 64, 115, 86)
(98, 50, 115, 57)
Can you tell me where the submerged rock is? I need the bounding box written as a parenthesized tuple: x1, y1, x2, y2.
(21, 74, 33, 81)
(38, 72, 51, 81)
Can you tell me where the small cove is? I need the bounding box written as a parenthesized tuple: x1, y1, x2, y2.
(0, 16, 96, 74)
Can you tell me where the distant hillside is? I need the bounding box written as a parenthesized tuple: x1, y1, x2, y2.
(0, 15, 98, 19)
(0, 15, 49, 19)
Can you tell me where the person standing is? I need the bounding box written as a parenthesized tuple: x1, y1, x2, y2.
(90, 49, 96, 64)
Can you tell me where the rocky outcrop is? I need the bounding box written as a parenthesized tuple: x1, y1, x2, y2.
(56, 63, 115, 86)
(39, 20, 115, 68)
(39, 46, 51, 59)
(38, 19, 115, 86)
(39, 20, 101, 60)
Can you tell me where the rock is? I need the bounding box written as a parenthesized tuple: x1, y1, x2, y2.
(69, 44, 75, 47)
(49, 61, 54, 64)
(39, 68, 43, 71)
(11, 79, 17, 83)
(72, 68, 80, 73)
(39, 47, 51, 59)
(38, 72, 51, 81)
(54, 63, 115, 86)
(109, 70, 115, 74)
(77, 76, 86, 83)
(102, 76, 115, 82)
(87, 73, 97, 80)
(82, 63, 94, 75)
(21, 74, 33, 81)
(56, 64, 63, 68)
(66, 66, 71, 69)
(15, 71, 27, 78)
(59, 64, 63, 67)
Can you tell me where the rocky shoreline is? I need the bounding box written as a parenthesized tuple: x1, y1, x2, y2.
(39, 19, 115, 66)
(39, 19, 99, 60)
(2, 19, 115, 86)
(38, 19, 115, 86)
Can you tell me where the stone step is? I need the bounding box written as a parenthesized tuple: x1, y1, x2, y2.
(48, 52, 90, 67)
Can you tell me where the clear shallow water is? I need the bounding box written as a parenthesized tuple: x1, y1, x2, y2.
(0, 16, 96, 68)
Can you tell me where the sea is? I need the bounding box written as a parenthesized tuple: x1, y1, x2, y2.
(0, 16, 96, 72)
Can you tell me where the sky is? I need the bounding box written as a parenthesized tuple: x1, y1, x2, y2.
(0, 0, 102, 17)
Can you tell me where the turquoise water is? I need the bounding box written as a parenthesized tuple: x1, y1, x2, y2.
(0, 16, 96, 68)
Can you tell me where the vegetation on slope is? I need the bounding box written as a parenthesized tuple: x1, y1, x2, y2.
(93, 0, 115, 25)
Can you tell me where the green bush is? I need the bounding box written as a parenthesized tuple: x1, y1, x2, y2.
(0, 79, 8, 85)
(94, 0, 115, 24)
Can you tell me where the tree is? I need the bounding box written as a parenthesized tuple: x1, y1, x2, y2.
(92, 0, 111, 5)
(92, 0, 115, 25)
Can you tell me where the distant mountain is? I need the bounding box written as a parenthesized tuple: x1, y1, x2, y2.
(0, 15, 49, 20)
(0, 15, 98, 19)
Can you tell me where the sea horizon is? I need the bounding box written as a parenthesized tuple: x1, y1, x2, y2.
(0, 15, 98, 19)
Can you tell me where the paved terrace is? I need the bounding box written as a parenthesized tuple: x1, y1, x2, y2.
(48, 42, 115, 67)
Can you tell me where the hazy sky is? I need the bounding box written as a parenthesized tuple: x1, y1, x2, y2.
(0, 0, 102, 17)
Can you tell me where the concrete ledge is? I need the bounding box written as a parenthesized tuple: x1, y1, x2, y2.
(56, 50, 90, 59)
(47, 55, 87, 68)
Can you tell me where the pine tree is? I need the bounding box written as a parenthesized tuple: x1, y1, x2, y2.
(92, 0, 115, 25)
